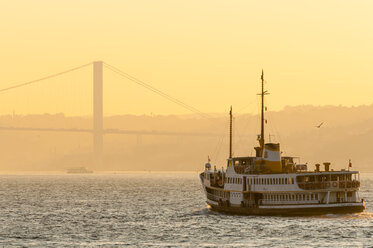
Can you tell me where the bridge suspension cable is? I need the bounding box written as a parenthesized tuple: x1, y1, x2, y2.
(104, 62, 211, 119)
(0, 62, 92, 93)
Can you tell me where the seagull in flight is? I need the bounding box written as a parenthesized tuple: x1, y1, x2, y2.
(315, 122, 324, 128)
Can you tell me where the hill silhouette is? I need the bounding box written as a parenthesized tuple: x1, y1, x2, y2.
(0, 104, 372, 172)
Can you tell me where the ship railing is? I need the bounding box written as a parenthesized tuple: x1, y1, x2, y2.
(297, 180, 360, 190)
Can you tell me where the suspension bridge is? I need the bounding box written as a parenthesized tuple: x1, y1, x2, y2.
(0, 61, 217, 168)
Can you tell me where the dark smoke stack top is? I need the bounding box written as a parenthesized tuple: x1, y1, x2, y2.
(323, 162, 331, 172)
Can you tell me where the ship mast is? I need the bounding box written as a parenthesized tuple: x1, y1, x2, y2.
(229, 106, 233, 158)
(259, 70, 268, 156)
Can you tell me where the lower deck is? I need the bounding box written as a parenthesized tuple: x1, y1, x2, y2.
(208, 200, 366, 216)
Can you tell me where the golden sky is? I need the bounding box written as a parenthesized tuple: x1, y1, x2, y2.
(0, 0, 372, 116)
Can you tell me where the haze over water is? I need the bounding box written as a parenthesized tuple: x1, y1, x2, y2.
(0, 172, 372, 247)
(1, 1, 373, 247)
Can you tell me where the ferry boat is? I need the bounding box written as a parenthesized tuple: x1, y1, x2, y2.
(200, 72, 365, 216)
(66, 167, 93, 174)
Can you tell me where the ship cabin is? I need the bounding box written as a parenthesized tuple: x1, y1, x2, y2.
(228, 155, 301, 174)
(204, 154, 361, 194)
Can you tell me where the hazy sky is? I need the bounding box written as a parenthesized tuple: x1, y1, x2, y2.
(0, 0, 372, 116)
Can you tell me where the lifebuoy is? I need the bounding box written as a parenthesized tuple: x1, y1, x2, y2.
(332, 182, 338, 187)
(352, 181, 356, 188)
(339, 181, 345, 188)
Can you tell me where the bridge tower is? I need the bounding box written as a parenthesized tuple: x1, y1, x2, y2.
(93, 61, 103, 168)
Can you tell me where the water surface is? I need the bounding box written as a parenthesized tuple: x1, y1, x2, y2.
(0, 172, 372, 247)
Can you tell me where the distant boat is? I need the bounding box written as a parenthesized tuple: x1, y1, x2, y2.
(66, 167, 93, 174)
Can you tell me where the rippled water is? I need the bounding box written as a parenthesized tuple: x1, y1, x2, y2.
(0, 172, 372, 247)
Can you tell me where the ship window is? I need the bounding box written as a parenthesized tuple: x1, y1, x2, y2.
(347, 192, 352, 197)
(291, 178, 294, 184)
(315, 194, 318, 200)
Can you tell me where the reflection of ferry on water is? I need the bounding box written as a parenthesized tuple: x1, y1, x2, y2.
(200, 71, 365, 216)
(66, 167, 93, 174)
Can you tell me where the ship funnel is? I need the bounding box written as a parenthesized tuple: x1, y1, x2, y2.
(315, 163, 320, 172)
(323, 162, 330, 172)
(263, 143, 282, 173)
